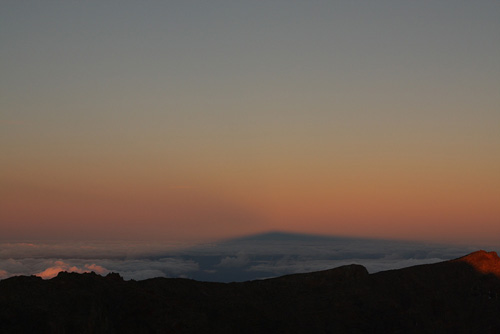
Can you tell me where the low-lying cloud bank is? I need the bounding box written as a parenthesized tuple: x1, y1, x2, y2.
(0, 232, 489, 282)
(0, 257, 199, 281)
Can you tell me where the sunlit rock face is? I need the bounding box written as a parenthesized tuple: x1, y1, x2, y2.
(454, 250, 500, 276)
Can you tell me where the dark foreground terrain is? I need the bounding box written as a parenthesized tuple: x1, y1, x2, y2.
(1, 251, 500, 333)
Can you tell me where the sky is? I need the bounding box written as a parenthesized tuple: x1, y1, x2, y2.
(1, 1, 500, 246)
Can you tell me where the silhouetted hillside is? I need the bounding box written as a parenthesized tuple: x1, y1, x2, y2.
(1, 251, 500, 333)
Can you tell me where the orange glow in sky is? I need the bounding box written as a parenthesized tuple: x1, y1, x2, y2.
(1, 2, 499, 246)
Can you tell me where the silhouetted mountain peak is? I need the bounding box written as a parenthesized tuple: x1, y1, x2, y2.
(455, 250, 500, 276)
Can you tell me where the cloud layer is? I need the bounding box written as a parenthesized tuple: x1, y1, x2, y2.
(0, 233, 490, 282)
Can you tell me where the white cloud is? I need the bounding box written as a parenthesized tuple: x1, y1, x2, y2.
(0, 269, 8, 279)
(0, 256, 198, 281)
(0, 234, 489, 282)
(217, 253, 249, 267)
(34, 260, 109, 279)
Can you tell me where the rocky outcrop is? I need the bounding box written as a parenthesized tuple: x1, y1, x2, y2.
(454, 250, 500, 276)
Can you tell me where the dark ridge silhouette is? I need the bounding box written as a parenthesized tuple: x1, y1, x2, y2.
(1, 251, 500, 333)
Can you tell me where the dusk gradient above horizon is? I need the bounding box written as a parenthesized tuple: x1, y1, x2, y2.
(1, 1, 499, 245)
